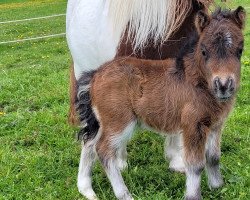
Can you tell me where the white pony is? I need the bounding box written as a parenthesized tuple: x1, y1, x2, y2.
(66, 0, 212, 199)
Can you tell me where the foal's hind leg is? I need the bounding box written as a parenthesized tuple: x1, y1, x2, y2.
(164, 133, 185, 173)
(205, 128, 223, 189)
(77, 139, 98, 200)
(96, 121, 136, 200)
(116, 144, 128, 171)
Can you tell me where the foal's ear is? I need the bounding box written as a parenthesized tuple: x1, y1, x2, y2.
(195, 11, 210, 34)
(232, 6, 246, 29)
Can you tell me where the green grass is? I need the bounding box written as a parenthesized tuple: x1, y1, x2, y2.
(0, 0, 249, 199)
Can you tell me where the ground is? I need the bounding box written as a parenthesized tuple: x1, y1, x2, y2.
(0, 0, 249, 199)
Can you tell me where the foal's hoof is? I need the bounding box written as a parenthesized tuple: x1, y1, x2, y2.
(209, 178, 224, 189)
(169, 166, 186, 174)
(118, 191, 133, 200)
(79, 189, 98, 200)
(78, 187, 98, 200)
(169, 157, 186, 173)
(117, 159, 128, 171)
(185, 194, 202, 200)
(185, 197, 201, 200)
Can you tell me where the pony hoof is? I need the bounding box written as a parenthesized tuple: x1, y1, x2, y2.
(117, 159, 128, 171)
(185, 194, 202, 200)
(78, 183, 98, 200)
(209, 178, 224, 189)
(169, 166, 186, 174)
(118, 191, 133, 200)
(169, 158, 186, 173)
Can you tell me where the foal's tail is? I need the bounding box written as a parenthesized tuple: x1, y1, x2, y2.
(75, 70, 99, 142)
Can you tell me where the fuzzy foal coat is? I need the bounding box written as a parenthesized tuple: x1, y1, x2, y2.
(76, 6, 245, 200)
(91, 56, 233, 159)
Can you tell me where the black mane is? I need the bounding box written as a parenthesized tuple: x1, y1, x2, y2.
(212, 7, 234, 21)
(174, 31, 199, 80)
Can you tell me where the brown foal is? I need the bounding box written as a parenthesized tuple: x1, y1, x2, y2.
(76, 7, 245, 200)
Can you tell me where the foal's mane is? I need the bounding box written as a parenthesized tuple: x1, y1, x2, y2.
(176, 31, 199, 62)
(212, 7, 236, 20)
(211, 7, 246, 29)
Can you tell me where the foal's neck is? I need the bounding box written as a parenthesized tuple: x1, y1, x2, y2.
(171, 47, 206, 90)
(166, 31, 206, 87)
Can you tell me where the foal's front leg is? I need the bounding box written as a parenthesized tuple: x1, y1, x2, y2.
(164, 133, 185, 173)
(205, 127, 224, 189)
(182, 122, 208, 200)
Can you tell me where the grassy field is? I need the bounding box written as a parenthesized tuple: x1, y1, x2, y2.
(0, 0, 249, 199)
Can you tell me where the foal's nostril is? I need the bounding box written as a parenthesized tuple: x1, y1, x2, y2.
(228, 78, 235, 92)
(214, 77, 235, 95)
(229, 87, 235, 92)
(214, 77, 220, 90)
(227, 78, 233, 88)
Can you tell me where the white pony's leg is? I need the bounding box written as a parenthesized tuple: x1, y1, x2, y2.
(164, 133, 185, 173)
(77, 141, 98, 200)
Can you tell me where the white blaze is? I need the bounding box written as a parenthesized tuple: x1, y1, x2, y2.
(225, 31, 233, 47)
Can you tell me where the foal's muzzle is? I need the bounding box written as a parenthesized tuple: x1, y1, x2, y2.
(213, 76, 235, 101)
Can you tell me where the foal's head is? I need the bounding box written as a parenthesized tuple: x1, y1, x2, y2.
(195, 7, 246, 101)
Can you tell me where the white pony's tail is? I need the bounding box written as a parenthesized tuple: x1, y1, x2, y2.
(106, 0, 213, 50)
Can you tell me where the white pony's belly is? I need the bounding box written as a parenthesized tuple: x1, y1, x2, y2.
(66, 0, 122, 80)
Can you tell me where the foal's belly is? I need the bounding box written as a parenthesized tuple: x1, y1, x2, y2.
(133, 90, 183, 134)
(140, 122, 182, 136)
(134, 100, 182, 134)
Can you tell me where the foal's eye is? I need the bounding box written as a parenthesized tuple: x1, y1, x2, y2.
(237, 48, 243, 59)
(202, 50, 207, 57)
(201, 45, 209, 60)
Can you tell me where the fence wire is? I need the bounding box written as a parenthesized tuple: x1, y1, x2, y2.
(0, 14, 65, 24)
(0, 33, 66, 45)
(0, 6, 249, 45)
(0, 13, 66, 45)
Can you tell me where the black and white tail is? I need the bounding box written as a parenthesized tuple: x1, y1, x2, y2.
(75, 71, 99, 142)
